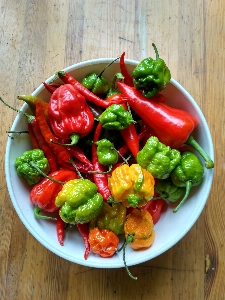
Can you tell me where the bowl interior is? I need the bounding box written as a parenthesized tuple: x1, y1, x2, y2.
(5, 58, 214, 268)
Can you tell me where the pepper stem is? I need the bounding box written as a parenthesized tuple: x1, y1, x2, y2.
(185, 135, 214, 169)
(88, 164, 113, 174)
(173, 181, 192, 213)
(98, 57, 120, 77)
(152, 43, 159, 59)
(34, 205, 57, 220)
(0, 97, 35, 123)
(51, 133, 80, 147)
(69, 158, 83, 179)
(29, 161, 65, 184)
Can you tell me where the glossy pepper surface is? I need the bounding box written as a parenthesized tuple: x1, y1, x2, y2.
(155, 178, 185, 202)
(48, 84, 94, 144)
(95, 138, 118, 166)
(170, 150, 204, 212)
(81, 72, 109, 98)
(88, 227, 119, 258)
(108, 164, 155, 207)
(136, 136, 181, 179)
(89, 202, 127, 235)
(132, 43, 171, 98)
(15, 149, 50, 185)
(99, 104, 135, 130)
(55, 179, 103, 224)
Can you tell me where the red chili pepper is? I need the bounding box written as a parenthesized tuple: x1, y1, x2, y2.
(77, 223, 91, 260)
(119, 52, 133, 86)
(66, 145, 92, 166)
(57, 71, 127, 108)
(56, 213, 65, 246)
(30, 169, 77, 212)
(143, 199, 165, 225)
(42, 81, 56, 94)
(117, 82, 198, 149)
(28, 123, 39, 149)
(48, 84, 94, 143)
(92, 123, 111, 200)
(58, 158, 94, 173)
(36, 102, 72, 164)
(31, 117, 58, 173)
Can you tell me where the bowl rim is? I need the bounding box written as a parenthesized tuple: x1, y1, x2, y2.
(4, 58, 214, 268)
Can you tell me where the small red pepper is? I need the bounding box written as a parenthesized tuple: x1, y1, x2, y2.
(48, 84, 94, 144)
(57, 71, 127, 108)
(56, 213, 65, 246)
(92, 123, 111, 200)
(119, 52, 133, 86)
(143, 199, 165, 224)
(30, 169, 77, 212)
(42, 81, 56, 94)
(77, 223, 91, 260)
(117, 82, 198, 149)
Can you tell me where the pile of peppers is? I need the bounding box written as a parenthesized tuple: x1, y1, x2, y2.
(1, 44, 214, 280)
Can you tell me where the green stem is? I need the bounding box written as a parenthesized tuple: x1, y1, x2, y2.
(69, 158, 83, 179)
(29, 162, 65, 184)
(152, 43, 159, 59)
(50, 133, 80, 146)
(88, 164, 113, 174)
(185, 135, 214, 169)
(98, 57, 120, 77)
(0, 97, 35, 123)
(173, 181, 192, 213)
(34, 205, 57, 220)
(151, 194, 167, 200)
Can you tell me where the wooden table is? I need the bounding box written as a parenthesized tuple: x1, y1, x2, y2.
(0, 1, 222, 299)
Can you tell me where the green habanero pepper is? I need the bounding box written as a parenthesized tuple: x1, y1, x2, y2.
(55, 179, 103, 224)
(81, 58, 119, 98)
(15, 149, 50, 185)
(170, 150, 204, 213)
(132, 43, 171, 98)
(89, 202, 127, 235)
(99, 104, 135, 130)
(95, 139, 118, 166)
(136, 136, 181, 179)
(155, 178, 185, 202)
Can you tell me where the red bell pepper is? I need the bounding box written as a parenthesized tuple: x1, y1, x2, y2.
(48, 84, 94, 145)
(117, 82, 198, 149)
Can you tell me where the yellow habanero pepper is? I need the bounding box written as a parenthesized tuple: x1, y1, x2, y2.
(108, 164, 155, 207)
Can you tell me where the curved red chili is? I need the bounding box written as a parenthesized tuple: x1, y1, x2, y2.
(119, 52, 133, 86)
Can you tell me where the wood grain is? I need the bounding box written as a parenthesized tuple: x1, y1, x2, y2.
(0, 0, 223, 299)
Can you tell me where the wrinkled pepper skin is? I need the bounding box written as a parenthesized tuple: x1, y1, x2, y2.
(89, 202, 127, 235)
(170, 150, 204, 212)
(30, 170, 77, 212)
(124, 209, 155, 250)
(99, 104, 135, 130)
(55, 179, 103, 224)
(155, 178, 185, 202)
(15, 149, 50, 185)
(108, 164, 155, 207)
(95, 139, 118, 166)
(81, 73, 109, 98)
(48, 84, 94, 142)
(132, 44, 171, 98)
(136, 136, 181, 179)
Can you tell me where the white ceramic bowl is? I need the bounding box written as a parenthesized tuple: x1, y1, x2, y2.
(5, 58, 214, 268)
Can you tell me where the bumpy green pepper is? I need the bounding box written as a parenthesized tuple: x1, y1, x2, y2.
(55, 179, 103, 224)
(170, 150, 204, 213)
(136, 136, 181, 179)
(15, 149, 50, 185)
(155, 178, 185, 202)
(89, 202, 127, 235)
(132, 43, 171, 98)
(95, 139, 118, 166)
(106, 72, 124, 98)
(99, 104, 135, 130)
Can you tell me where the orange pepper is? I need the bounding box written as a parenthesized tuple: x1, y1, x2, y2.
(124, 209, 154, 250)
(88, 227, 119, 258)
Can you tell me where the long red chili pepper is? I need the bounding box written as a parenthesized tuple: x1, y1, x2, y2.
(117, 82, 198, 149)
(77, 223, 90, 260)
(57, 71, 127, 108)
(119, 52, 133, 86)
(56, 213, 65, 246)
(66, 145, 92, 166)
(42, 81, 56, 94)
(28, 123, 39, 149)
(31, 117, 58, 172)
(92, 123, 111, 200)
